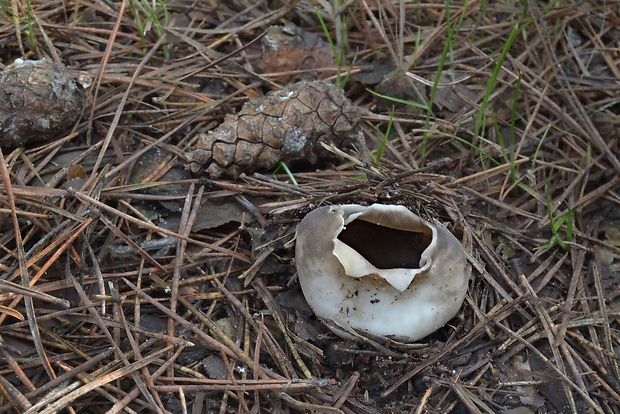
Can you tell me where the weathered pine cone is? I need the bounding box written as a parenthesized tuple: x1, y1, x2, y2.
(186, 80, 363, 178)
(0, 58, 84, 148)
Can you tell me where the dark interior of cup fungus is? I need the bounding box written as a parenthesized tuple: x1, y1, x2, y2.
(337, 219, 432, 269)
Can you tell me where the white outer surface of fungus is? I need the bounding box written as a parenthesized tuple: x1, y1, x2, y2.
(295, 204, 470, 342)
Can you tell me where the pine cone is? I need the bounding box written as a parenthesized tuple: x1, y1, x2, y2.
(0, 59, 84, 148)
(186, 80, 362, 178)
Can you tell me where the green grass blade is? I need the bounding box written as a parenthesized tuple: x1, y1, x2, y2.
(474, 22, 520, 143)
(273, 162, 298, 186)
(367, 89, 429, 111)
(420, 0, 469, 156)
(315, 6, 346, 86)
(374, 107, 395, 165)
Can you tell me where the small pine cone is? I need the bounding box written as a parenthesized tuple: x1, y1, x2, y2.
(186, 80, 362, 178)
(0, 58, 84, 148)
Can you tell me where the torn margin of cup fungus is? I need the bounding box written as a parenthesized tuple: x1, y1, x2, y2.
(294, 203, 470, 342)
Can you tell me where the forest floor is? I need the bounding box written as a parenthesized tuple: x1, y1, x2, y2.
(0, 1, 619, 413)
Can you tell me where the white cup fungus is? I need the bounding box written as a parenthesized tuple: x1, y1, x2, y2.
(295, 204, 470, 342)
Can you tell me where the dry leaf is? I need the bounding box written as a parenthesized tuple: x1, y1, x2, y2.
(262, 22, 335, 78)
